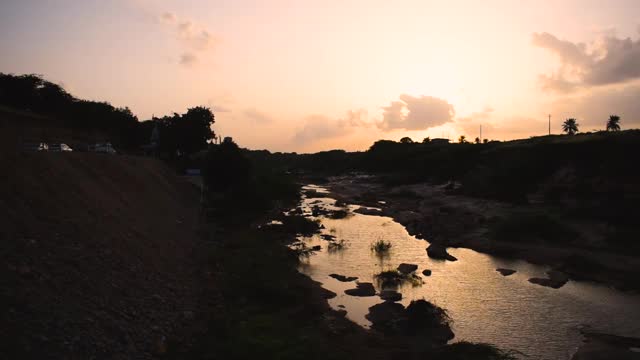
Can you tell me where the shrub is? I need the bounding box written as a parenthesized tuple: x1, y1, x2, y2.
(370, 239, 392, 253)
(488, 211, 578, 245)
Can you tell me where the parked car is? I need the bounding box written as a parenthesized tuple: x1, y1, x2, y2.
(90, 142, 117, 154)
(48, 143, 73, 152)
(23, 142, 48, 152)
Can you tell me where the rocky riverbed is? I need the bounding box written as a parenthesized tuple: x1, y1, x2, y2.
(296, 181, 640, 360)
(325, 175, 640, 291)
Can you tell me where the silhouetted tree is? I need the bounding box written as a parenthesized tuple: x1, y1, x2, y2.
(483, 138, 489, 144)
(0, 73, 145, 150)
(474, 137, 480, 144)
(458, 135, 467, 143)
(174, 106, 215, 155)
(400, 137, 414, 144)
(153, 107, 215, 157)
(606, 115, 621, 132)
(202, 139, 251, 192)
(562, 118, 579, 135)
(422, 137, 431, 143)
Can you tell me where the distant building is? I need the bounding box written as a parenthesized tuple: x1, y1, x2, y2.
(430, 138, 450, 145)
(223, 136, 234, 144)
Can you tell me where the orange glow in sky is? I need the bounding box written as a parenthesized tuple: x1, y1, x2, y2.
(1, 0, 639, 152)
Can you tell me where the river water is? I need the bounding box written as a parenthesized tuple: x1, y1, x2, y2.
(295, 185, 640, 360)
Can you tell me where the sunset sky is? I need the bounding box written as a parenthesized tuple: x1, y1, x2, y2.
(1, 0, 639, 152)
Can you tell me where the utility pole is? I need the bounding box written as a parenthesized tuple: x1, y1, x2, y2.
(480, 124, 482, 142)
(548, 114, 551, 135)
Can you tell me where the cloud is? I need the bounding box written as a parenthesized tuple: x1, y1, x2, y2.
(533, 31, 640, 91)
(243, 108, 274, 123)
(456, 107, 495, 140)
(158, 11, 218, 66)
(160, 12, 176, 23)
(378, 94, 455, 131)
(292, 115, 341, 145)
(550, 80, 640, 129)
(292, 109, 370, 145)
(179, 52, 197, 66)
(457, 107, 494, 123)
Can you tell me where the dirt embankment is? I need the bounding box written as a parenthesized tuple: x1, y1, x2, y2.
(0, 153, 208, 359)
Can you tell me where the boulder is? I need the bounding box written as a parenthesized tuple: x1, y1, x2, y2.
(354, 207, 382, 216)
(344, 282, 376, 297)
(365, 299, 454, 344)
(426, 244, 458, 261)
(405, 300, 455, 343)
(496, 268, 516, 276)
(397, 263, 418, 274)
(365, 302, 407, 334)
(379, 290, 402, 302)
(422, 269, 432, 276)
(328, 209, 349, 219)
(529, 270, 569, 289)
(329, 273, 358, 282)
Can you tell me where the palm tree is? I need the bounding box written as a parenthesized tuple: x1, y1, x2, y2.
(458, 135, 467, 143)
(562, 118, 579, 135)
(606, 115, 621, 131)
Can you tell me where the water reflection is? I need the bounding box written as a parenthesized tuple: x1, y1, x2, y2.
(297, 185, 640, 360)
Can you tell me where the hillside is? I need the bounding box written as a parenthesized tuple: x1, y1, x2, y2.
(0, 152, 206, 359)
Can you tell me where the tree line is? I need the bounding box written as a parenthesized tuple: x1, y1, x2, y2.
(0, 73, 214, 156)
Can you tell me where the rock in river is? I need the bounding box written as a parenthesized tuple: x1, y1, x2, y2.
(529, 270, 569, 289)
(422, 269, 432, 276)
(329, 273, 358, 282)
(345, 282, 376, 297)
(379, 290, 402, 302)
(426, 243, 458, 261)
(397, 263, 418, 274)
(365, 299, 454, 344)
(366, 302, 407, 334)
(354, 207, 382, 216)
(496, 268, 516, 276)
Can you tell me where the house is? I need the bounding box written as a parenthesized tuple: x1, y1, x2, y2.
(430, 138, 450, 145)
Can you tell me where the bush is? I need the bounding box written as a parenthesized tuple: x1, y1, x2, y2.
(370, 239, 392, 253)
(489, 211, 579, 245)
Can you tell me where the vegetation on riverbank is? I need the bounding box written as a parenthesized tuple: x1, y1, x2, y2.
(175, 143, 517, 359)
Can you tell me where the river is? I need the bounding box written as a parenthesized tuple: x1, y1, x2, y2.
(295, 185, 640, 360)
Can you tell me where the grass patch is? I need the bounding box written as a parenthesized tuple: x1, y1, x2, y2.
(375, 270, 423, 288)
(327, 239, 348, 252)
(370, 239, 392, 253)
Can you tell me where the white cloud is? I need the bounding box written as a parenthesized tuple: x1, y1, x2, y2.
(158, 11, 219, 67)
(243, 108, 274, 123)
(533, 30, 640, 91)
(378, 94, 455, 131)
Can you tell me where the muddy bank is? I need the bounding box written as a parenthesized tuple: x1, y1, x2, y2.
(571, 331, 640, 360)
(325, 175, 640, 291)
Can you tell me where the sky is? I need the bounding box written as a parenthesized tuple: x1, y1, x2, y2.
(1, 0, 639, 152)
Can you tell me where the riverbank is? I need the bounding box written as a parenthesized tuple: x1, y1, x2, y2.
(325, 175, 640, 291)
(180, 203, 517, 360)
(572, 331, 640, 359)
